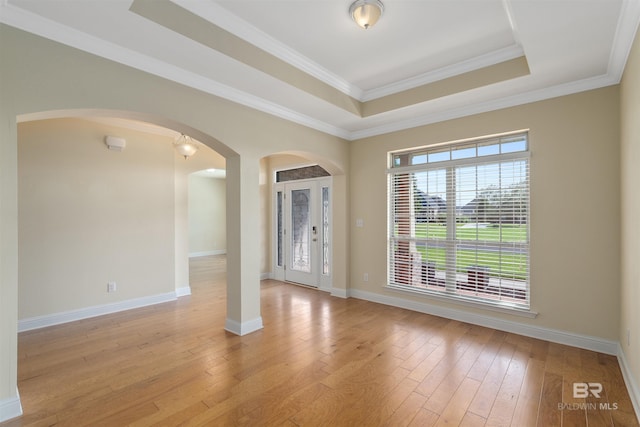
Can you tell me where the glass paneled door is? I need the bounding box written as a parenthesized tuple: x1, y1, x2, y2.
(274, 178, 331, 288)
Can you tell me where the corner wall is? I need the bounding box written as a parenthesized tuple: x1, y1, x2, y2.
(620, 25, 640, 415)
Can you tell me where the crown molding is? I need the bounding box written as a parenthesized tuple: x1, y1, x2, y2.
(172, 0, 364, 100)
(501, 0, 522, 46)
(172, 1, 528, 103)
(0, 3, 351, 140)
(349, 73, 619, 140)
(1, 1, 638, 143)
(608, 0, 640, 82)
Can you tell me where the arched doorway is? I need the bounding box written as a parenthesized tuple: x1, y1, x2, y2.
(16, 114, 227, 330)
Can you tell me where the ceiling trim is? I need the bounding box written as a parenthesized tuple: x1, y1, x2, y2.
(362, 56, 530, 117)
(130, 0, 361, 117)
(2, 1, 639, 143)
(501, 0, 521, 45)
(361, 44, 525, 102)
(608, 0, 640, 81)
(0, 3, 351, 140)
(172, 0, 363, 100)
(350, 73, 618, 140)
(173, 0, 528, 104)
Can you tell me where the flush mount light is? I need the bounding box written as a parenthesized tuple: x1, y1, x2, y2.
(173, 133, 199, 159)
(349, 0, 384, 30)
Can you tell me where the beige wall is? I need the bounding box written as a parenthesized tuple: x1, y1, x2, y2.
(0, 24, 349, 407)
(19, 118, 176, 318)
(620, 26, 640, 399)
(18, 118, 226, 319)
(188, 175, 226, 256)
(259, 157, 271, 276)
(350, 86, 621, 340)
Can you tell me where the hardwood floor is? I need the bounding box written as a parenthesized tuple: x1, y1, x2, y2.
(3, 255, 638, 426)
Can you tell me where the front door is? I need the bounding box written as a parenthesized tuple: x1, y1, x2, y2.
(274, 178, 331, 288)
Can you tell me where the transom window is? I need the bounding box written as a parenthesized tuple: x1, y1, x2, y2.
(388, 132, 530, 309)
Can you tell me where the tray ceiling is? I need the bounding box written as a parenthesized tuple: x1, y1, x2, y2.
(2, 0, 639, 140)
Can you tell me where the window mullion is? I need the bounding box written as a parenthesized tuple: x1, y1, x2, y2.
(445, 166, 456, 292)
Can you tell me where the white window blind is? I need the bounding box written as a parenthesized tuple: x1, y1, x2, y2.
(388, 132, 530, 308)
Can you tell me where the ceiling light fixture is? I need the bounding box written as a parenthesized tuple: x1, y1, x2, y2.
(349, 0, 384, 30)
(174, 133, 199, 159)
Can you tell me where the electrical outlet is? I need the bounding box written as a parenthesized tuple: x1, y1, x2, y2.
(363, 273, 369, 282)
(107, 281, 117, 293)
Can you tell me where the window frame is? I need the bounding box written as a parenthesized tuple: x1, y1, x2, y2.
(387, 131, 531, 312)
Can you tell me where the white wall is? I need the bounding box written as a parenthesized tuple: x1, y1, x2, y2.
(188, 175, 226, 257)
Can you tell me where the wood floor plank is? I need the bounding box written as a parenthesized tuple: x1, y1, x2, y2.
(423, 331, 490, 415)
(537, 371, 563, 427)
(383, 391, 429, 427)
(485, 347, 529, 426)
(407, 408, 440, 427)
(467, 340, 516, 418)
(599, 353, 640, 426)
(3, 255, 638, 427)
(433, 377, 481, 427)
(510, 358, 545, 427)
(459, 411, 487, 427)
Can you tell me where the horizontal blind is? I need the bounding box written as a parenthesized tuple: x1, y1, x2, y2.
(389, 132, 530, 308)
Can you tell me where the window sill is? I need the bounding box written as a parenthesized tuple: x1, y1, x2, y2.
(385, 284, 538, 319)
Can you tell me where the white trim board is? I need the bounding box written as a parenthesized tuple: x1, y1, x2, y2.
(330, 288, 348, 299)
(224, 317, 264, 336)
(189, 250, 226, 258)
(618, 344, 640, 423)
(348, 288, 618, 355)
(175, 286, 192, 297)
(0, 390, 22, 423)
(18, 292, 180, 332)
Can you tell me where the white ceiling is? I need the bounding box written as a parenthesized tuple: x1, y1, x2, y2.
(2, 0, 639, 140)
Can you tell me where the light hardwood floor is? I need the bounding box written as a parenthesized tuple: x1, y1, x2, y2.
(2, 255, 638, 426)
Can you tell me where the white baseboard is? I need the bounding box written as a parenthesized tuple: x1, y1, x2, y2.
(224, 317, 264, 336)
(260, 272, 274, 280)
(618, 344, 640, 422)
(189, 250, 226, 258)
(0, 390, 22, 423)
(348, 288, 618, 355)
(18, 292, 177, 332)
(330, 287, 349, 299)
(175, 286, 192, 297)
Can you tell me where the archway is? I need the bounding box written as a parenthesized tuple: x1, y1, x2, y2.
(15, 113, 232, 318)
